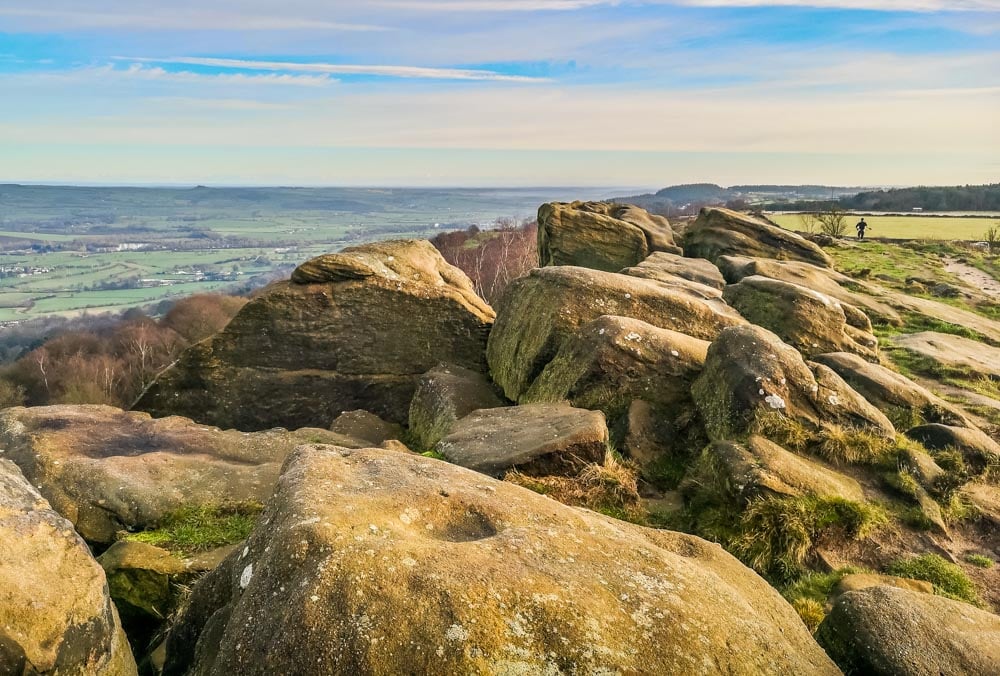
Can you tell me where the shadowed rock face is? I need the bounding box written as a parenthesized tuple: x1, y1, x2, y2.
(684, 207, 833, 268)
(487, 265, 746, 401)
(163, 445, 841, 676)
(0, 459, 137, 676)
(407, 364, 505, 450)
(817, 585, 1000, 676)
(0, 404, 352, 544)
(134, 240, 494, 430)
(538, 201, 681, 271)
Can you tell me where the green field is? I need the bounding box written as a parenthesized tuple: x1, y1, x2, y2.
(769, 214, 999, 240)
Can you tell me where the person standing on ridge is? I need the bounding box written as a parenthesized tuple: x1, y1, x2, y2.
(856, 217, 870, 240)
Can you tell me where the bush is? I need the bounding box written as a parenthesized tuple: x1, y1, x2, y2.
(985, 226, 999, 253)
(885, 554, 981, 606)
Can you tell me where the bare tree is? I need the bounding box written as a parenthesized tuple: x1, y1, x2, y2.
(814, 208, 849, 238)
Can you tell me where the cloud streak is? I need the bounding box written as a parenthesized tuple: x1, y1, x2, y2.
(119, 57, 550, 82)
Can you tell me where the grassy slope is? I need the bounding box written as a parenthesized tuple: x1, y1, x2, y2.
(770, 214, 999, 240)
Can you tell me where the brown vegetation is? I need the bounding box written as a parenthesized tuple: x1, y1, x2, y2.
(431, 218, 538, 304)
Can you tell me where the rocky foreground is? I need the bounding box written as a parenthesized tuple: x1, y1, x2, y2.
(3, 202, 999, 674)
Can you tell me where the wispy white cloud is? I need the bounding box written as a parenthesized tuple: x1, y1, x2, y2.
(49, 63, 335, 87)
(119, 56, 550, 82)
(375, 0, 999, 11)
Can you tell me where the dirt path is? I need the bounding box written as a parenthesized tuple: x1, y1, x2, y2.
(942, 257, 1000, 300)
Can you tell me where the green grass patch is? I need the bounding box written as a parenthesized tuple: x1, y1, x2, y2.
(123, 502, 263, 556)
(420, 450, 447, 460)
(964, 553, 994, 569)
(885, 554, 982, 606)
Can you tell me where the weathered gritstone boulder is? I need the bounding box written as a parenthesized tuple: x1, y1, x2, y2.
(524, 315, 709, 425)
(905, 424, 1000, 475)
(832, 574, 934, 597)
(0, 405, 349, 544)
(407, 364, 505, 450)
(703, 436, 865, 503)
(723, 276, 878, 360)
(692, 325, 895, 442)
(622, 250, 726, 290)
(135, 239, 494, 430)
(0, 459, 137, 676)
(435, 403, 609, 477)
(892, 331, 1000, 379)
(163, 445, 840, 676)
(717, 255, 902, 326)
(684, 208, 833, 268)
(487, 265, 746, 400)
(329, 410, 403, 447)
(816, 585, 1000, 676)
(813, 351, 970, 428)
(537, 201, 681, 271)
(963, 483, 1000, 527)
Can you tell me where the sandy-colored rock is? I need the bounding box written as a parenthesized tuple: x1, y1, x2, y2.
(905, 424, 1000, 475)
(0, 459, 136, 676)
(407, 363, 505, 450)
(816, 585, 1000, 676)
(963, 483, 1000, 527)
(692, 325, 895, 443)
(0, 405, 348, 544)
(622, 250, 726, 290)
(435, 403, 609, 477)
(538, 201, 681, 271)
(487, 265, 745, 400)
(704, 435, 865, 503)
(893, 331, 1000, 379)
(135, 240, 494, 430)
(724, 276, 878, 360)
(813, 351, 970, 428)
(329, 410, 403, 446)
(163, 445, 840, 676)
(684, 208, 833, 268)
(523, 315, 709, 425)
(832, 574, 934, 596)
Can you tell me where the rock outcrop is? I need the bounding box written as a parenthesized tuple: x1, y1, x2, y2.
(692, 325, 895, 443)
(684, 208, 833, 268)
(435, 403, 609, 477)
(407, 364, 505, 450)
(0, 405, 348, 544)
(537, 201, 681, 271)
(134, 240, 494, 430)
(622, 251, 726, 290)
(329, 410, 403, 447)
(892, 331, 1000, 379)
(813, 352, 970, 428)
(905, 424, 1000, 475)
(487, 265, 745, 400)
(0, 459, 137, 676)
(816, 585, 1000, 676)
(723, 275, 878, 360)
(163, 445, 840, 676)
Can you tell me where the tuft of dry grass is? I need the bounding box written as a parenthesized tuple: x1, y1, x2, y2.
(792, 598, 827, 634)
(813, 424, 894, 465)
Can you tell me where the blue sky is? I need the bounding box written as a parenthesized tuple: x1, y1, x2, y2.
(1, 1, 997, 187)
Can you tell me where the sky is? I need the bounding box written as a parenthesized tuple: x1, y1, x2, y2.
(0, 0, 998, 188)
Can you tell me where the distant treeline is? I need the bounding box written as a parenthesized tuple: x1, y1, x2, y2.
(766, 183, 1000, 212)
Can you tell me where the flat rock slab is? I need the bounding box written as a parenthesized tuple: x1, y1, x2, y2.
(817, 585, 1000, 676)
(893, 332, 1000, 379)
(163, 445, 840, 676)
(0, 459, 137, 676)
(622, 251, 726, 291)
(0, 404, 351, 544)
(436, 403, 609, 477)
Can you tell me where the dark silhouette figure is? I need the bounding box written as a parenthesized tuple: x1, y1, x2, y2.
(856, 218, 869, 240)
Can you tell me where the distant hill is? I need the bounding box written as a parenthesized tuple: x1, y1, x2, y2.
(615, 184, 868, 215)
(762, 183, 1000, 212)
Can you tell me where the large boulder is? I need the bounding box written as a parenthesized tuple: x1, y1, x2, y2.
(0, 405, 350, 544)
(537, 201, 681, 271)
(522, 315, 709, 458)
(487, 265, 746, 400)
(623, 250, 726, 290)
(407, 364, 505, 450)
(813, 352, 970, 428)
(723, 275, 878, 360)
(692, 325, 895, 443)
(716, 255, 901, 325)
(435, 403, 609, 477)
(0, 459, 137, 676)
(816, 585, 1000, 676)
(163, 445, 840, 675)
(134, 240, 494, 430)
(684, 208, 832, 268)
(702, 435, 865, 503)
(329, 410, 403, 447)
